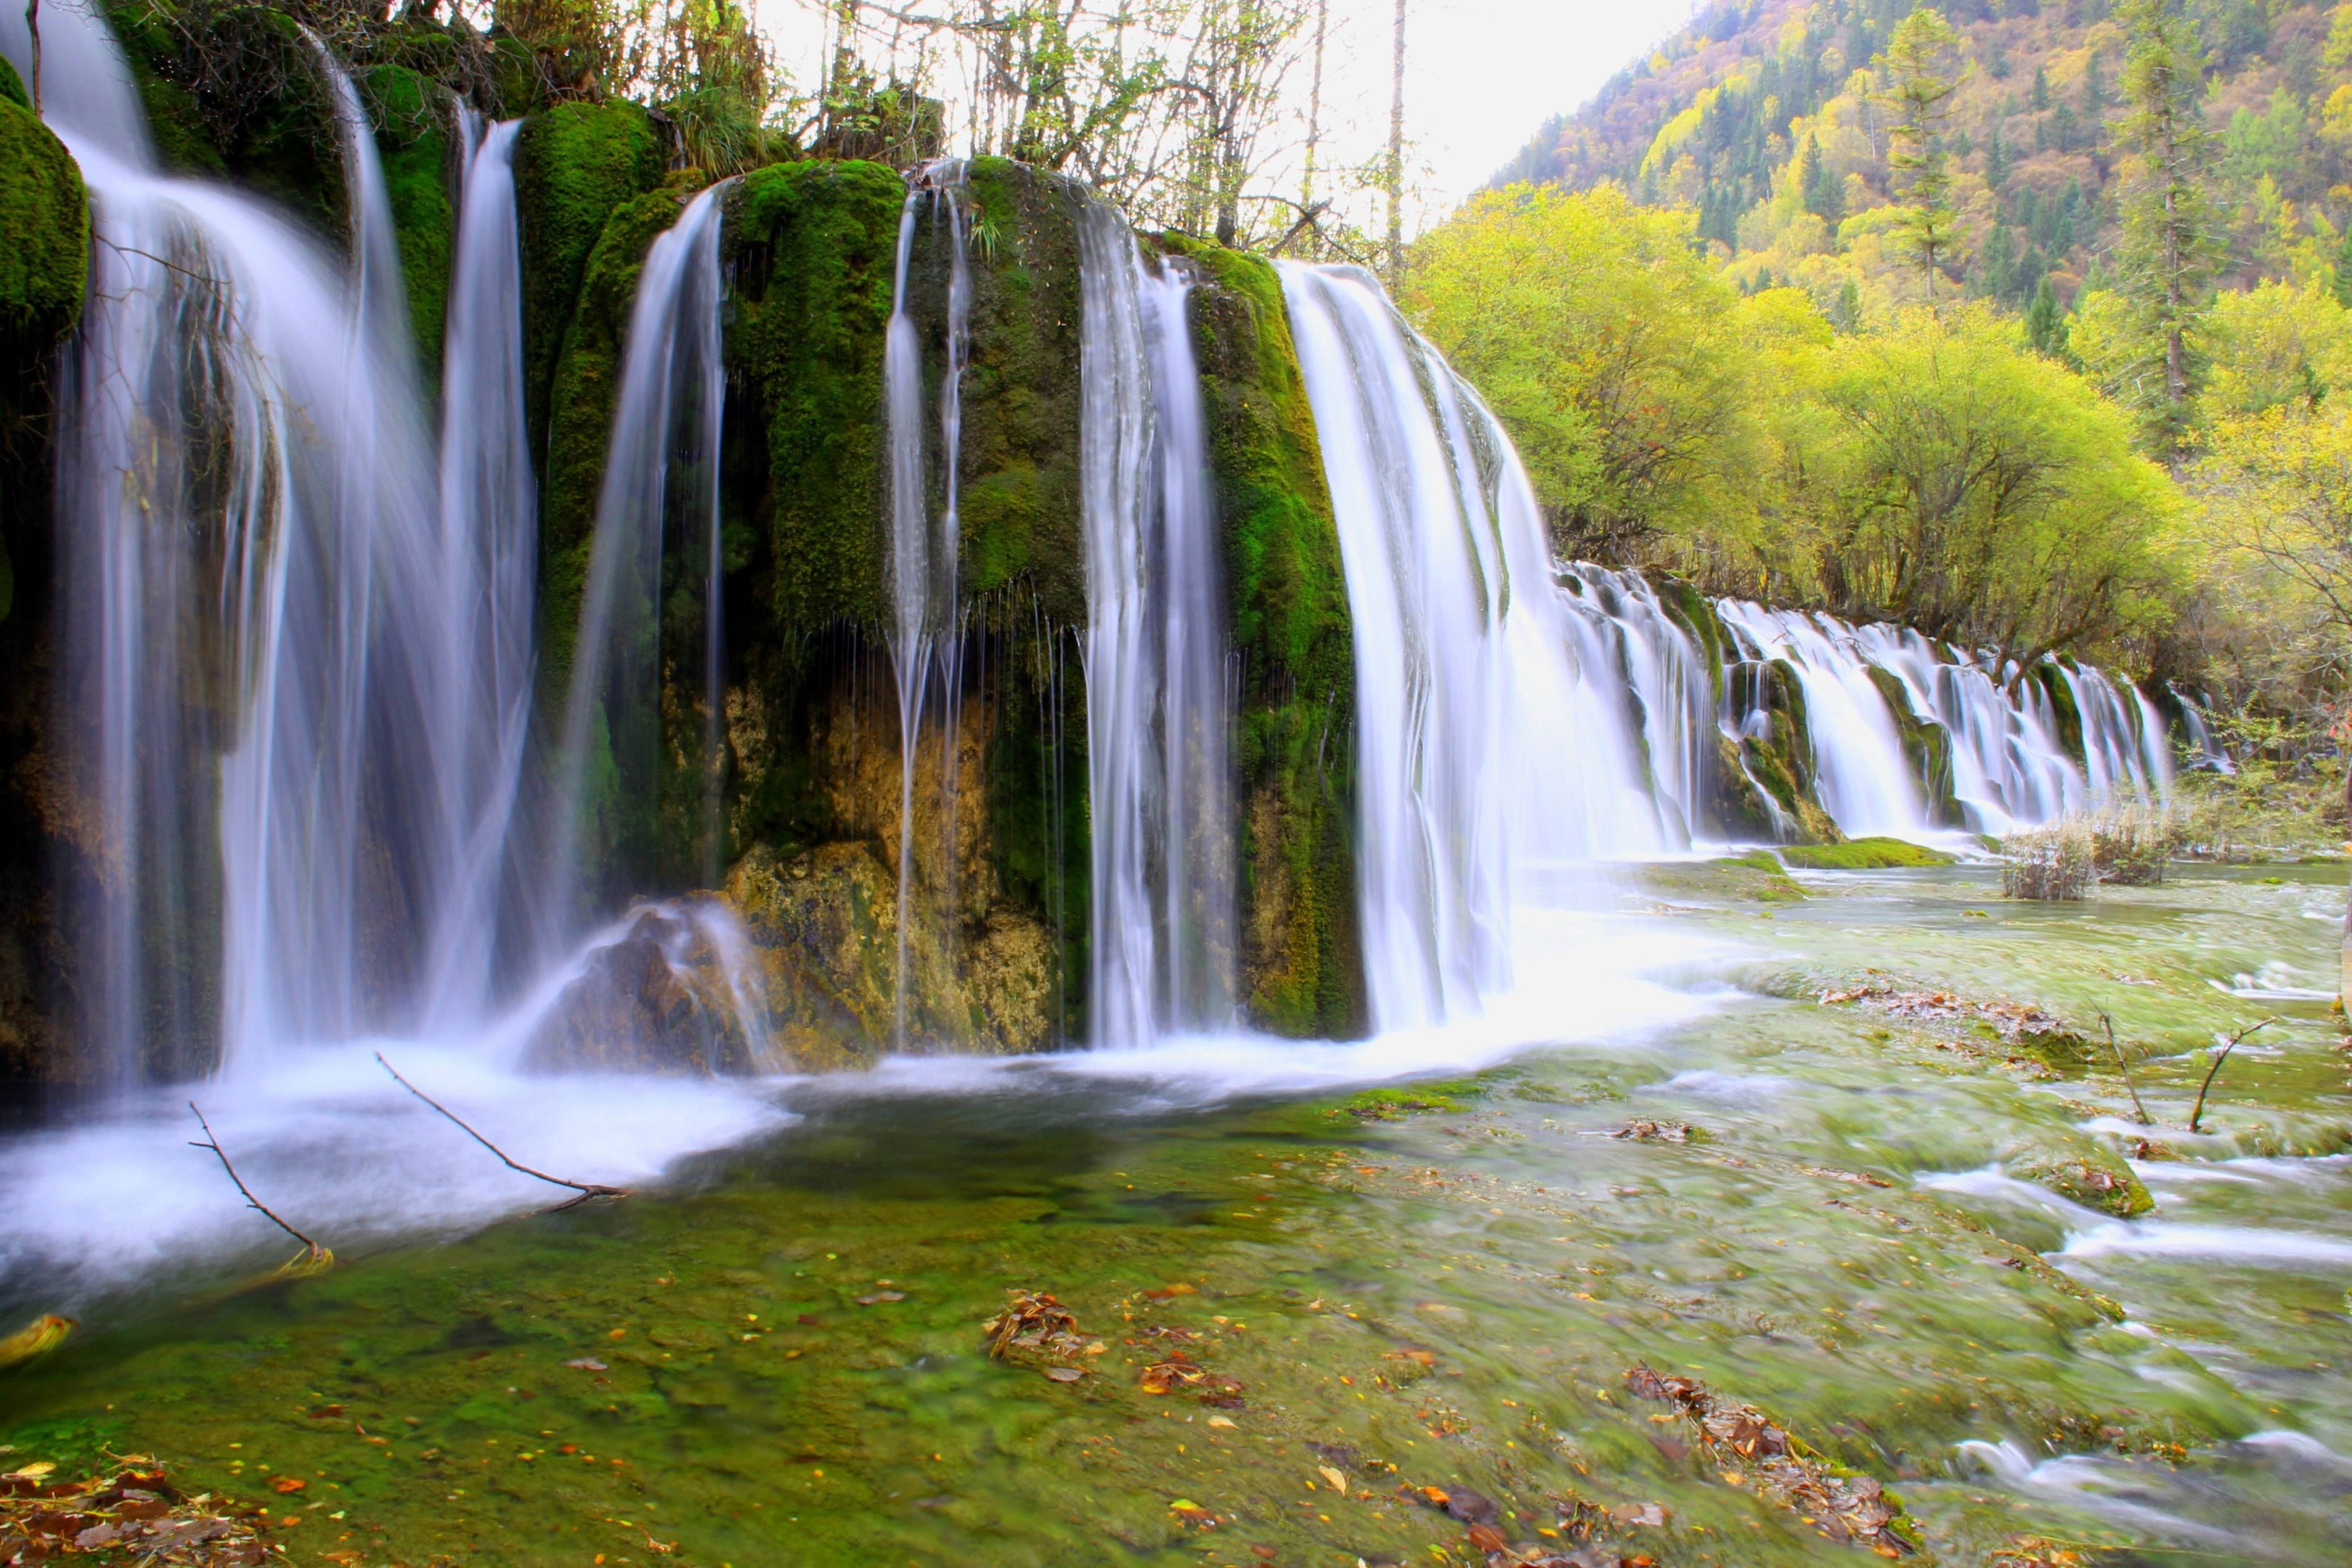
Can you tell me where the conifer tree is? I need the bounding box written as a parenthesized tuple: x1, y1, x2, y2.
(2026, 275, 2066, 356)
(2115, 0, 2216, 451)
(1799, 133, 1842, 222)
(1879, 7, 1965, 300)
(2334, 226, 2352, 309)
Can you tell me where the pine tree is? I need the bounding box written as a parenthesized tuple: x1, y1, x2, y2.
(1985, 125, 2010, 187)
(1799, 133, 1842, 222)
(1835, 277, 1863, 332)
(2115, 0, 2216, 450)
(2026, 274, 2066, 356)
(1976, 223, 2017, 298)
(1879, 7, 1966, 299)
(2334, 226, 2352, 309)
(2031, 63, 2050, 110)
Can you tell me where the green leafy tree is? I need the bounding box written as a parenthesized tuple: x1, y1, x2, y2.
(2333, 226, 2352, 309)
(1409, 184, 1756, 561)
(1878, 7, 1966, 300)
(2115, 0, 2219, 452)
(1764, 306, 2181, 658)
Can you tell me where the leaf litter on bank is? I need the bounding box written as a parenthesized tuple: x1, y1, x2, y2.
(1, 1455, 279, 1564)
(1625, 1363, 1919, 1556)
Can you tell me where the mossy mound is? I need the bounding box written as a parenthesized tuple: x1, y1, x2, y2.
(1636, 854, 1807, 903)
(513, 99, 664, 466)
(1168, 235, 1362, 1040)
(722, 158, 905, 634)
(1779, 837, 1956, 870)
(101, 0, 348, 237)
(0, 100, 88, 346)
(2001, 1135, 2154, 1218)
(0, 54, 25, 109)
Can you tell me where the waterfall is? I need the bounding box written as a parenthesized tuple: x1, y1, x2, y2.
(553, 180, 732, 921)
(1074, 206, 1238, 1048)
(881, 161, 972, 1049)
(419, 111, 536, 1031)
(9, 4, 485, 1073)
(1721, 602, 2172, 838)
(1278, 263, 1682, 1033)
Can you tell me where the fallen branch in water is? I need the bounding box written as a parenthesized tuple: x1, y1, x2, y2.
(375, 1053, 629, 1212)
(188, 1103, 332, 1273)
(2099, 1013, 2152, 1126)
(2188, 1017, 2280, 1134)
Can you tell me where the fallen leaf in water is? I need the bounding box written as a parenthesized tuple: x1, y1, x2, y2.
(1465, 1521, 1505, 1553)
(1624, 1503, 1668, 1527)
(306, 1405, 344, 1419)
(270, 1477, 306, 1495)
(1316, 1466, 1347, 1495)
(855, 1291, 906, 1306)
(565, 1358, 609, 1372)
(1143, 1283, 1197, 1300)
(0, 1315, 73, 1370)
(1206, 1416, 1236, 1428)
(1042, 1366, 1085, 1382)
(5, 1462, 56, 1480)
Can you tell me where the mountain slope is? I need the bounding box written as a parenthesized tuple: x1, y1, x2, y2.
(1494, 0, 2352, 306)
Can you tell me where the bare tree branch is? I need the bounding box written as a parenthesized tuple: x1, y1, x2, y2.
(376, 1053, 630, 1212)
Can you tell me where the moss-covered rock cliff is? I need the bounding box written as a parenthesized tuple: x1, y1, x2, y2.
(1166, 237, 1362, 1040)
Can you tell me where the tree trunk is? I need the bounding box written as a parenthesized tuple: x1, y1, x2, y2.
(1386, 0, 1405, 285)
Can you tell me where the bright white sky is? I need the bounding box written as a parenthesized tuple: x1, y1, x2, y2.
(749, 0, 1700, 233)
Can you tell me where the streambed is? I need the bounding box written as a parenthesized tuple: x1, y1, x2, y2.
(4, 863, 2348, 1567)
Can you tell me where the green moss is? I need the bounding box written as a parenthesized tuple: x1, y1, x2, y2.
(2034, 660, 2086, 765)
(0, 55, 25, 109)
(0, 100, 89, 344)
(722, 158, 906, 632)
(1778, 836, 1956, 870)
(2002, 1136, 2154, 1218)
(1163, 236, 1364, 1040)
(958, 158, 1087, 624)
(1637, 854, 1807, 903)
(1864, 666, 1961, 826)
(359, 65, 453, 383)
(513, 99, 664, 467)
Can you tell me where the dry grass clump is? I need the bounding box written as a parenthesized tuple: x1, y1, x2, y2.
(2002, 801, 2184, 898)
(2002, 818, 2096, 899)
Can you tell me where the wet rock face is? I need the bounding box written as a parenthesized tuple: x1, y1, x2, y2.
(526, 902, 770, 1074)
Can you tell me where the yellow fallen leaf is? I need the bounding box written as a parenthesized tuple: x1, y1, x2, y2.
(7, 1462, 55, 1480)
(1317, 1465, 1348, 1495)
(1205, 1416, 1237, 1429)
(0, 1315, 74, 1370)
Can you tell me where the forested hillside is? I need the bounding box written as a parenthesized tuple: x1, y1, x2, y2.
(1497, 0, 2343, 310)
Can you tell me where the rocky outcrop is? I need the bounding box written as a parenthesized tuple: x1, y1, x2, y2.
(526, 899, 775, 1074)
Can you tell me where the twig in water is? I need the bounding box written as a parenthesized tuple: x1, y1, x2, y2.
(2188, 1016, 2279, 1135)
(188, 1103, 331, 1272)
(2100, 1013, 2152, 1126)
(375, 1053, 629, 1212)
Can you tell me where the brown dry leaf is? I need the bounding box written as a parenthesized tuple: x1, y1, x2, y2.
(270, 1476, 306, 1494)
(1042, 1366, 1085, 1382)
(1465, 1520, 1506, 1553)
(1142, 1283, 1197, 1300)
(0, 1315, 73, 1371)
(855, 1291, 907, 1306)
(566, 1357, 609, 1371)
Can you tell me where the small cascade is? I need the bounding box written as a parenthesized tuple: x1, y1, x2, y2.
(2173, 687, 2236, 773)
(1555, 564, 1714, 846)
(1721, 601, 2173, 838)
(881, 161, 972, 1048)
(1278, 263, 1682, 1033)
(553, 180, 732, 923)
(1720, 605, 1932, 838)
(420, 111, 536, 1030)
(1074, 205, 1238, 1048)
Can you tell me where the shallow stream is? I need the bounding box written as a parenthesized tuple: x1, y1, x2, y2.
(4, 863, 2348, 1567)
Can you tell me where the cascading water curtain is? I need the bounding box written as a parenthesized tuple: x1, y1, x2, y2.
(554, 180, 733, 931)
(1718, 601, 2174, 838)
(1073, 204, 1242, 1049)
(881, 161, 972, 1050)
(1278, 262, 1682, 1033)
(418, 111, 538, 1030)
(17, 4, 480, 1076)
